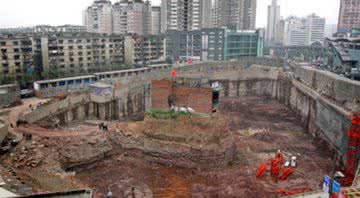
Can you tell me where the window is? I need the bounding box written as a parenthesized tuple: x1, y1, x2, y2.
(0, 42, 6, 46)
(59, 81, 66, 86)
(75, 79, 82, 84)
(68, 80, 74, 85)
(50, 82, 57, 87)
(40, 84, 48, 89)
(13, 41, 19, 46)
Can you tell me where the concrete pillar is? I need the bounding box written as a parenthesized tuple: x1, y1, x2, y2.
(271, 81, 278, 98)
(77, 105, 85, 120)
(98, 104, 106, 120)
(67, 110, 74, 123)
(118, 99, 124, 119)
(88, 103, 94, 117)
(144, 84, 151, 111)
(238, 82, 247, 96)
(228, 81, 237, 97)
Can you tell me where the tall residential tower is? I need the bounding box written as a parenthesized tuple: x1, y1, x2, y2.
(84, 0, 152, 35)
(266, 0, 280, 45)
(338, 0, 360, 32)
(212, 0, 257, 30)
(83, 0, 113, 34)
(160, 0, 212, 32)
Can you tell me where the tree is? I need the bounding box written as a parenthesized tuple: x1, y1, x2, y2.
(0, 75, 15, 85)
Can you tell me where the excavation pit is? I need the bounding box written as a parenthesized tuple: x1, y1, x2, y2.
(0, 96, 333, 198)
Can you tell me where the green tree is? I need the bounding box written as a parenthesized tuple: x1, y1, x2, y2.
(0, 75, 15, 85)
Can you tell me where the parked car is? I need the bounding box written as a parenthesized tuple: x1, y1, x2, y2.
(20, 89, 34, 98)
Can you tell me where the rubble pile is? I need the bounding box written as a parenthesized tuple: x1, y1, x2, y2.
(8, 141, 46, 169)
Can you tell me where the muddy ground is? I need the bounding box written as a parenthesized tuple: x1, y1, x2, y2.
(72, 96, 333, 198)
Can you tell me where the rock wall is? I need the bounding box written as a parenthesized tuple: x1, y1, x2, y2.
(213, 65, 356, 160)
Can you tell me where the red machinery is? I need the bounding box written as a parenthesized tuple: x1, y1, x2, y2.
(256, 163, 267, 179)
(277, 188, 312, 196)
(256, 151, 294, 181)
(270, 151, 284, 180)
(344, 114, 360, 186)
(279, 168, 294, 180)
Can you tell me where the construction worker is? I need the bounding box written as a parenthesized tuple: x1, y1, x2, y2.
(106, 189, 113, 198)
(103, 122, 108, 132)
(99, 122, 104, 131)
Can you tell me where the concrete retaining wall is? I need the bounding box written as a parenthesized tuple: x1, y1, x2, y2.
(22, 60, 360, 162)
(294, 66, 360, 112)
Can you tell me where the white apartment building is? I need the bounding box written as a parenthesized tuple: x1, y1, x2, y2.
(125, 2, 151, 35)
(160, 0, 211, 32)
(83, 0, 113, 34)
(84, 0, 152, 35)
(266, 0, 280, 45)
(283, 14, 325, 46)
(151, 6, 161, 35)
(306, 14, 326, 45)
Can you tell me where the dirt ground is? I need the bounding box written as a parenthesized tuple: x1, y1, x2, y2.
(72, 96, 333, 198)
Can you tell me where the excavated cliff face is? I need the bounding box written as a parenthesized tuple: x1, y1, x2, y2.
(4, 116, 240, 191)
(117, 117, 239, 168)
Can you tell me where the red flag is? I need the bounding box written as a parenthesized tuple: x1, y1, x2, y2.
(171, 70, 177, 77)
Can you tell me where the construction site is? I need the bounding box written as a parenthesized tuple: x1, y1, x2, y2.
(0, 58, 359, 197)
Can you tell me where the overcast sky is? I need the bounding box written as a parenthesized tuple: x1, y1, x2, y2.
(0, 0, 340, 29)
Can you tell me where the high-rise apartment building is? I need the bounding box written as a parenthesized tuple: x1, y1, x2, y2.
(212, 0, 257, 30)
(84, 0, 152, 35)
(114, 1, 151, 35)
(202, 0, 213, 28)
(266, 0, 280, 45)
(276, 19, 285, 45)
(151, 7, 161, 35)
(283, 14, 325, 46)
(160, 0, 211, 32)
(338, 0, 360, 32)
(83, 0, 113, 34)
(306, 14, 326, 45)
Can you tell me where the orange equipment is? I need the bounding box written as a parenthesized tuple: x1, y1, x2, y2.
(270, 151, 284, 180)
(256, 163, 267, 179)
(277, 188, 312, 196)
(279, 168, 294, 180)
(270, 158, 281, 179)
